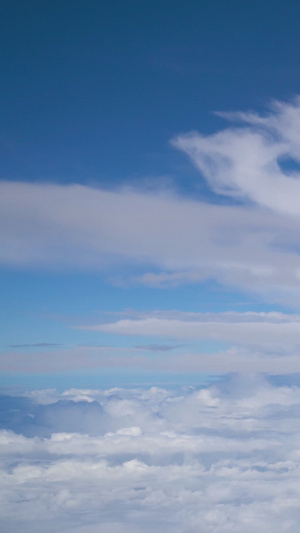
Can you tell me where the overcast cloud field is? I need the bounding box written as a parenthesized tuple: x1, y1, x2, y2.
(3, 376, 300, 532)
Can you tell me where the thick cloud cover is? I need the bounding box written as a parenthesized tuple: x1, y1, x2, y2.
(2, 377, 300, 532)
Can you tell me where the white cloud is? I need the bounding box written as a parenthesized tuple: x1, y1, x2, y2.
(173, 97, 300, 217)
(91, 310, 300, 350)
(5, 310, 300, 374)
(2, 379, 300, 531)
(74, 310, 300, 374)
(0, 345, 152, 373)
(3, 345, 300, 376)
(0, 179, 298, 298)
(2, 99, 300, 299)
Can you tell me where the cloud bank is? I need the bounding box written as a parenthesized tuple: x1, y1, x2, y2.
(2, 378, 300, 532)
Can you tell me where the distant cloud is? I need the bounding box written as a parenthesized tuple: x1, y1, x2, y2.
(134, 344, 181, 351)
(2, 378, 300, 532)
(3, 328, 300, 374)
(83, 310, 300, 351)
(9, 342, 62, 348)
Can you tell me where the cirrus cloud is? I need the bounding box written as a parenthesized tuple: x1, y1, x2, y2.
(2, 99, 300, 301)
(173, 97, 300, 216)
(82, 310, 300, 351)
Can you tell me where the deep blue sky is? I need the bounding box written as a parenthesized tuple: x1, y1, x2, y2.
(2, 1, 300, 389)
(2, 0, 300, 185)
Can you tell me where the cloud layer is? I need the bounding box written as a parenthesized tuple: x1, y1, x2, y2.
(2, 98, 300, 299)
(2, 378, 300, 532)
(92, 310, 300, 350)
(4, 310, 300, 375)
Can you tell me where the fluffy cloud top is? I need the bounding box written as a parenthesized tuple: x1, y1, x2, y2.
(2, 378, 300, 532)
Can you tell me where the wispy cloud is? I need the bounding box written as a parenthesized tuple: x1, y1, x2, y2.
(173, 97, 300, 216)
(3, 336, 300, 375)
(2, 99, 300, 302)
(8, 343, 62, 348)
(134, 344, 181, 352)
(82, 310, 300, 351)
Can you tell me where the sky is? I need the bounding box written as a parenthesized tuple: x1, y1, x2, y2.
(2, 2, 300, 530)
(2, 0, 300, 389)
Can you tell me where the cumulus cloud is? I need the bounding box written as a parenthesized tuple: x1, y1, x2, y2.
(2, 378, 300, 531)
(2, 98, 300, 299)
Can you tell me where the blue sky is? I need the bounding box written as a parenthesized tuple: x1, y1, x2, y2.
(2, 0, 300, 389)
(4, 4, 300, 532)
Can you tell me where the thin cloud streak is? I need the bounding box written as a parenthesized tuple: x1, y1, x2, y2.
(82, 310, 300, 351)
(9, 343, 62, 348)
(3, 344, 300, 375)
